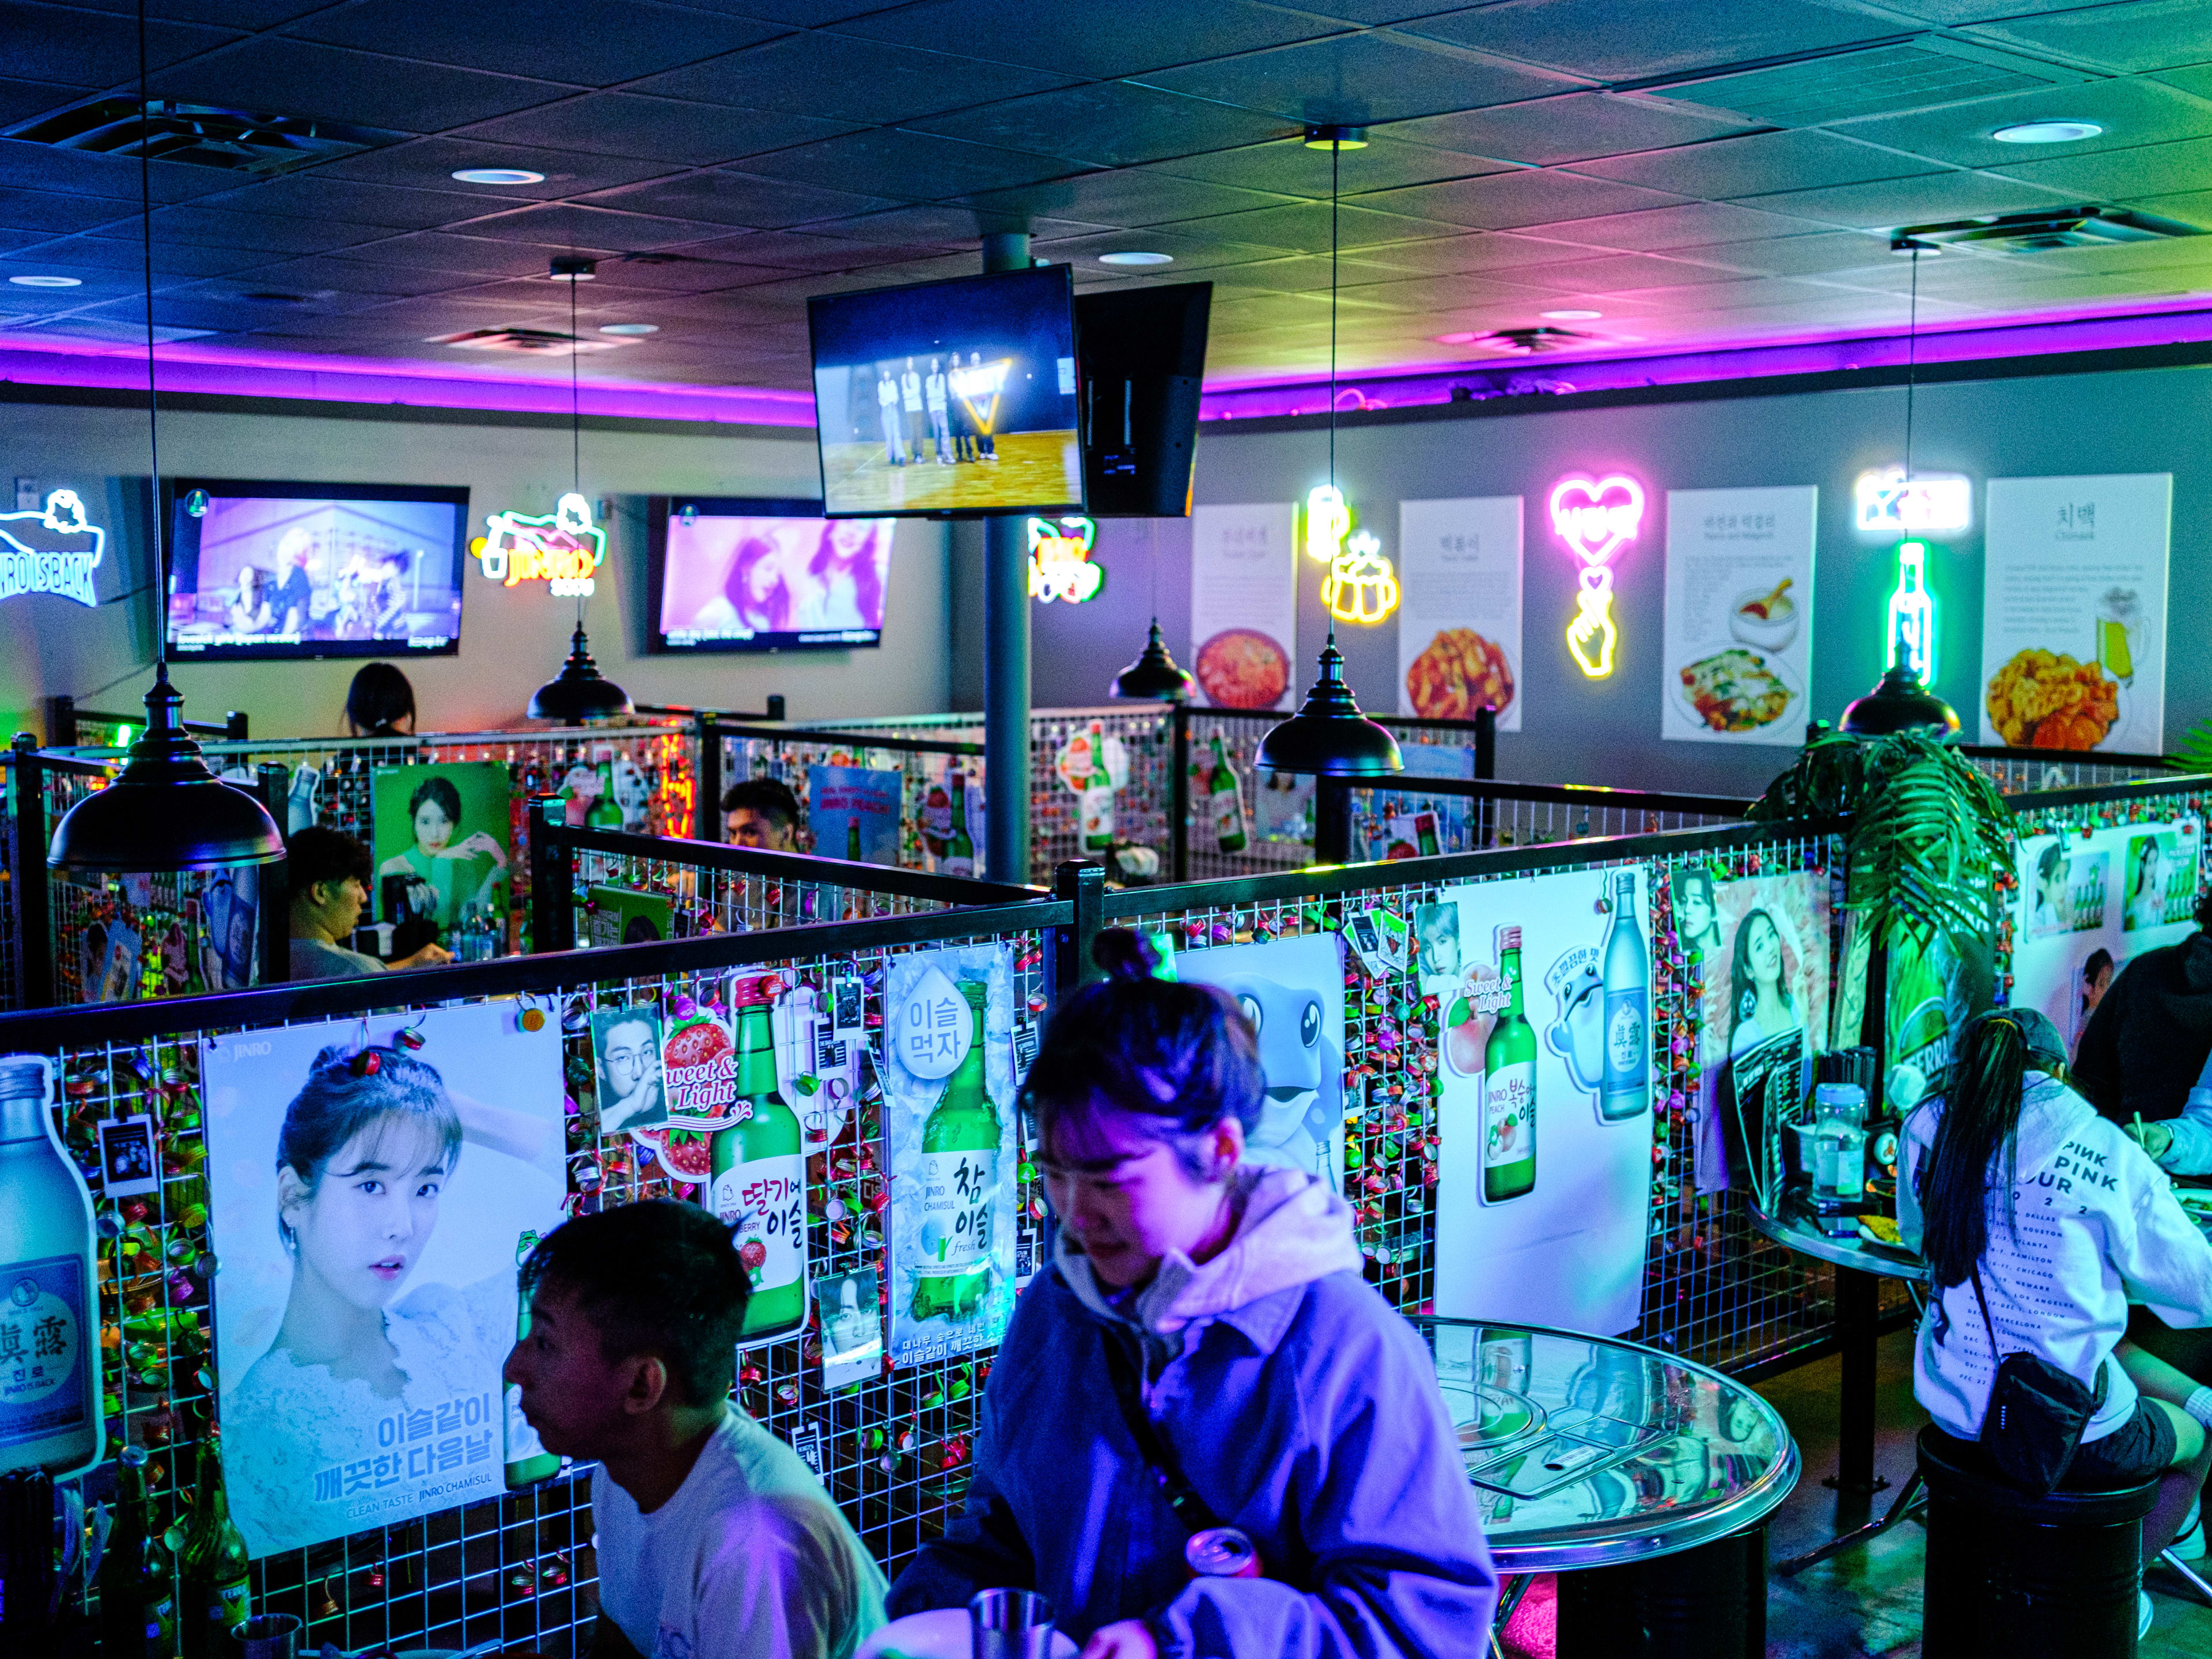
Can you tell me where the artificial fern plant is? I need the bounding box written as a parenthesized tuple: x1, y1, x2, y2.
(1748, 725, 2017, 950)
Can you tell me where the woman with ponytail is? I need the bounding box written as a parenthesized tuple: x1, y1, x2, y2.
(888, 930, 1494, 1658)
(1899, 1009, 2212, 1606)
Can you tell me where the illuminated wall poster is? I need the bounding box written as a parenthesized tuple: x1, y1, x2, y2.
(1980, 474, 2170, 754)
(1189, 502, 1297, 711)
(1397, 495, 1522, 730)
(1661, 486, 1816, 747)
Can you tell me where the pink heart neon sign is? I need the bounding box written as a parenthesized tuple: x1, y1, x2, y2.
(1547, 475, 1646, 567)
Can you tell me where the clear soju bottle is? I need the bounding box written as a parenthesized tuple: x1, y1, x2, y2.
(0, 1053, 101, 1476)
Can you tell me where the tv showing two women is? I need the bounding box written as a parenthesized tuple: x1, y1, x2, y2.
(165, 480, 468, 660)
(653, 502, 893, 652)
(808, 267, 1083, 518)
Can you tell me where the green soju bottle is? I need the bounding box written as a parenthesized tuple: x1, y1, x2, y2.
(99, 1453, 157, 1658)
(1206, 734, 1248, 853)
(910, 981, 999, 1323)
(1081, 722, 1116, 852)
(846, 815, 863, 861)
(587, 750, 623, 831)
(942, 772, 975, 878)
(709, 981, 807, 1341)
(176, 1437, 251, 1659)
(1483, 926, 1537, 1203)
(505, 1230, 560, 1487)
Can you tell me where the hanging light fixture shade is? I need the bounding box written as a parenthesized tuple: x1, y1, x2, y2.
(49, 666, 283, 872)
(1256, 641, 1403, 777)
(1840, 660, 1960, 738)
(528, 625, 632, 722)
(1109, 619, 1195, 702)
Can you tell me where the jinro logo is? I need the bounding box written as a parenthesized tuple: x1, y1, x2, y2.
(470, 493, 606, 597)
(9, 1275, 37, 1309)
(0, 488, 105, 607)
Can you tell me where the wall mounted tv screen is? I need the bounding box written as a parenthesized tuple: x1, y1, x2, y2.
(648, 497, 895, 653)
(807, 265, 1084, 520)
(164, 479, 468, 661)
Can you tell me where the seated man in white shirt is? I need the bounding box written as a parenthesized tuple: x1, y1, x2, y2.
(287, 825, 449, 980)
(506, 1202, 887, 1659)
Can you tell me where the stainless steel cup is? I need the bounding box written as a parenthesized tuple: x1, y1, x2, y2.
(969, 1588, 1056, 1659)
(229, 1612, 303, 1659)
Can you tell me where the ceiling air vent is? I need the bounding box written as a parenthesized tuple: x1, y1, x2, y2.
(1894, 206, 2206, 256)
(2, 98, 403, 177)
(1482, 327, 1590, 353)
(1645, 36, 2082, 127)
(425, 328, 630, 355)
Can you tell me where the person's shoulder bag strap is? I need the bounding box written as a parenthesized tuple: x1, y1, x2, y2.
(1097, 1325, 1222, 1535)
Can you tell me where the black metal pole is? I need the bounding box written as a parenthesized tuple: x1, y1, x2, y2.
(1825, 940, 1892, 1497)
(982, 228, 1032, 887)
(764, 694, 786, 722)
(225, 710, 249, 741)
(42, 695, 76, 748)
(9, 739, 55, 1008)
(528, 796, 574, 953)
(1313, 776, 1353, 864)
(256, 763, 288, 985)
(1050, 859, 1105, 1006)
(696, 711, 722, 842)
(1170, 704, 1191, 882)
(1475, 706, 1497, 849)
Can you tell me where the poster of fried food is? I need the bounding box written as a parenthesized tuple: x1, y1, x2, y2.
(1980, 475, 2170, 754)
(1189, 503, 1296, 711)
(1397, 496, 1522, 730)
(1661, 487, 1816, 747)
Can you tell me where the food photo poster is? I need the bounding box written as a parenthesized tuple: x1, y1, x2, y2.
(203, 1004, 567, 1557)
(885, 944, 1018, 1368)
(1432, 868, 1656, 1335)
(1397, 495, 1523, 730)
(1661, 486, 1816, 747)
(2012, 819, 2201, 1046)
(1175, 933, 1347, 1189)
(1980, 474, 2170, 754)
(1189, 502, 1296, 713)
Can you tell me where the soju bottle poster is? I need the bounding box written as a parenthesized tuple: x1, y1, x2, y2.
(201, 1005, 567, 1556)
(1433, 867, 1656, 1336)
(2009, 818, 2199, 1049)
(885, 943, 1018, 1367)
(1174, 933, 1346, 1190)
(808, 764, 904, 866)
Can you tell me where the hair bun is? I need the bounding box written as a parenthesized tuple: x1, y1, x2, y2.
(1091, 928, 1160, 981)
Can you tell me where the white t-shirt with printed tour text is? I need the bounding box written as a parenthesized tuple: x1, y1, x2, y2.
(593, 1411, 887, 1659)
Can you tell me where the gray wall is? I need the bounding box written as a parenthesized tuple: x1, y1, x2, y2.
(0, 397, 950, 741)
(1033, 357, 2212, 797)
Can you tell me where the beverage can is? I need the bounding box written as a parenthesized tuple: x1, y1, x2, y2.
(1184, 1526, 1261, 1580)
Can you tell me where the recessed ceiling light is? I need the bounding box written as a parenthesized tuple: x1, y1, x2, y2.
(600, 322, 658, 335)
(8, 274, 82, 287)
(1541, 309, 1602, 320)
(451, 167, 545, 185)
(1435, 331, 1479, 344)
(1099, 251, 1174, 267)
(1991, 120, 2103, 145)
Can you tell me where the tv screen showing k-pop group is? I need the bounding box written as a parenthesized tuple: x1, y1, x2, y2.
(648, 498, 895, 653)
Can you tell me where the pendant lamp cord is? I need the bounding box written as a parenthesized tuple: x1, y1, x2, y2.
(570, 270, 584, 635)
(1903, 246, 1919, 483)
(138, 0, 163, 675)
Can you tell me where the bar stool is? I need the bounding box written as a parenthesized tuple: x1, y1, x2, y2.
(1917, 1425, 2160, 1658)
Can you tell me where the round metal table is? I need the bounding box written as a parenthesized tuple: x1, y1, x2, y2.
(1411, 1318, 1798, 1659)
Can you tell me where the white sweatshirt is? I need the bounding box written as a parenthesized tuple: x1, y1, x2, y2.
(1897, 1075, 2212, 1445)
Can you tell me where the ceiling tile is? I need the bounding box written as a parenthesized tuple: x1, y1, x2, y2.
(2128, 186, 2212, 223)
(570, 254, 792, 294)
(452, 93, 859, 166)
(630, 35, 1078, 126)
(7, 235, 267, 277)
(1533, 199, 1838, 249)
(1644, 37, 2086, 128)
(1568, 129, 1941, 199)
(0, 186, 134, 235)
(2153, 61, 2212, 100)
(0, 138, 237, 202)
(835, 0, 1351, 79)
(1985, 135, 2212, 203)
(1488, 249, 1770, 293)
(1, 2, 241, 86)
(1343, 229, 1609, 273)
(1353, 169, 1694, 229)
(677, 229, 928, 271)
(908, 82, 1289, 168)
(1399, 0, 1904, 83)
(1132, 29, 1586, 124)
(286, 0, 787, 84)
(149, 38, 573, 132)
(1741, 168, 2085, 228)
(738, 128, 1089, 198)
(1382, 91, 1758, 165)
(574, 171, 898, 230)
(224, 253, 490, 297)
(1027, 226, 1298, 274)
(311, 229, 560, 275)
(961, 171, 1298, 230)
(317, 137, 676, 196)
(1154, 135, 1512, 198)
(1965, 2, 2212, 74)
(1171, 198, 1475, 254)
(144, 203, 383, 256)
(1666, 228, 1896, 274)
(194, 175, 518, 231)
(457, 202, 751, 253)
(0, 78, 99, 127)
(1831, 76, 2212, 169)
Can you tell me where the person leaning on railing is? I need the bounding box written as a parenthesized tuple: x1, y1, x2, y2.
(286, 825, 450, 979)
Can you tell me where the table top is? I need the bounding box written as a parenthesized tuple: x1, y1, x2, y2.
(1747, 1203, 1932, 1283)
(1409, 1317, 1800, 1574)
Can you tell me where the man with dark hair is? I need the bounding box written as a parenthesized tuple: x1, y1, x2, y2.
(721, 776, 803, 851)
(506, 1202, 885, 1659)
(286, 825, 448, 979)
(2078, 888, 2212, 1173)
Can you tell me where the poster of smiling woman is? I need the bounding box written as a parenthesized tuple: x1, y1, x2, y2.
(204, 1004, 566, 1556)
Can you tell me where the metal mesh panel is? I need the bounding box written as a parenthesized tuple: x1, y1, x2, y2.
(722, 732, 983, 877)
(1027, 707, 1173, 880)
(1348, 786, 1748, 857)
(562, 842, 960, 938)
(51, 919, 1052, 1656)
(1964, 750, 2175, 795)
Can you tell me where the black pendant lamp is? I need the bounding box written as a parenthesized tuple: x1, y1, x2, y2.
(50, 2, 282, 876)
(528, 255, 630, 722)
(1256, 126, 1402, 780)
(1110, 619, 1196, 702)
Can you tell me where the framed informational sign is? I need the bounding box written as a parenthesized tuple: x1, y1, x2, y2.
(1397, 495, 1522, 730)
(1661, 486, 1816, 747)
(1189, 503, 1296, 712)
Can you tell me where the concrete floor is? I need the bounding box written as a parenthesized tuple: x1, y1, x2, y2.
(1501, 1327, 2212, 1657)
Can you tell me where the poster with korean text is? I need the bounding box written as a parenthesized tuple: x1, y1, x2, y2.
(1675, 867, 1831, 1195)
(808, 764, 904, 865)
(886, 944, 1017, 1367)
(1980, 474, 2171, 753)
(204, 1005, 566, 1556)
(1434, 867, 1655, 1334)
(1398, 496, 1523, 730)
(2011, 819, 2201, 1047)
(1190, 503, 1297, 712)
(1175, 933, 1347, 1190)
(1662, 487, 1816, 746)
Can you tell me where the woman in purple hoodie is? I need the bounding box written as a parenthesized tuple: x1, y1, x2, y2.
(888, 930, 1495, 1657)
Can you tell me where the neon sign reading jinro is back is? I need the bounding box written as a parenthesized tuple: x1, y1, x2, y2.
(1547, 474, 1646, 679)
(470, 493, 605, 597)
(0, 488, 105, 607)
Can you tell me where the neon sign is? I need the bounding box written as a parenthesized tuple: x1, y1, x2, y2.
(1027, 515, 1102, 603)
(1301, 485, 1399, 625)
(0, 488, 105, 606)
(1887, 540, 1937, 682)
(1546, 474, 1645, 679)
(470, 492, 605, 597)
(1856, 468, 1971, 535)
(1304, 484, 1350, 565)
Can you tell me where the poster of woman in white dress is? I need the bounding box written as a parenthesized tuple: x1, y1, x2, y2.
(204, 1004, 566, 1556)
